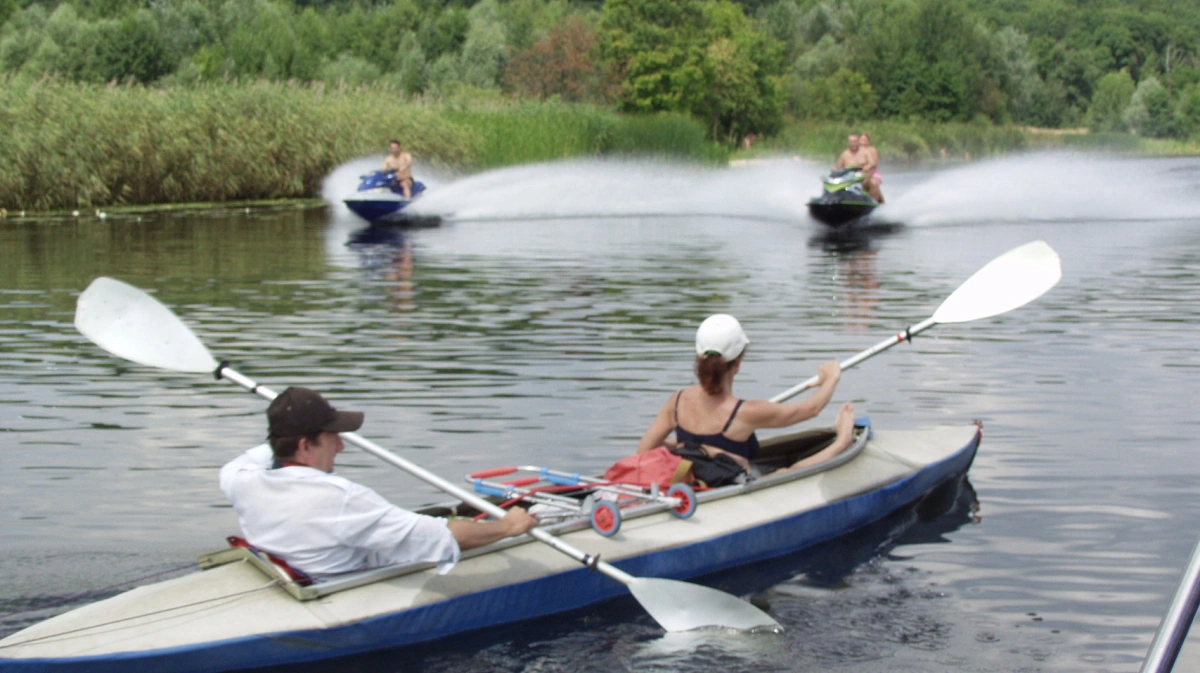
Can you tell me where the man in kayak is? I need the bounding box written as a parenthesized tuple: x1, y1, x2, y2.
(382, 139, 415, 199)
(220, 387, 537, 580)
(859, 131, 885, 203)
(636, 314, 857, 476)
(833, 133, 883, 203)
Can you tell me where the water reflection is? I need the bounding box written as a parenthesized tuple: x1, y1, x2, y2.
(346, 225, 415, 309)
(839, 250, 881, 331)
(806, 221, 904, 254)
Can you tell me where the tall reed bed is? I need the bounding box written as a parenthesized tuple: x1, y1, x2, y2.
(0, 79, 723, 212)
(442, 102, 723, 169)
(0, 79, 473, 211)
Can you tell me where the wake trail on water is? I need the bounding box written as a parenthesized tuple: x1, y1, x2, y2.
(327, 156, 830, 224)
(881, 152, 1200, 227)
(323, 152, 1200, 228)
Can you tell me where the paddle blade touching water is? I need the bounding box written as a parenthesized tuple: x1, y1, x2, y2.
(75, 277, 219, 373)
(932, 240, 1061, 324)
(630, 577, 781, 632)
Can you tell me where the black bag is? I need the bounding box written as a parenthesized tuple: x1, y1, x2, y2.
(670, 443, 746, 488)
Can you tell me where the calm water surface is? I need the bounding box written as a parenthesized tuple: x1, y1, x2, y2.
(3, 153, 1200, 672)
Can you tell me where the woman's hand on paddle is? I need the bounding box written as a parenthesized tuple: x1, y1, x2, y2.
(816, 361, 842, 387)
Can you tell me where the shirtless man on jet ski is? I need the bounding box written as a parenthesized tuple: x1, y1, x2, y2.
(833, 134, 884, 203)
(382, 139, 415, 199)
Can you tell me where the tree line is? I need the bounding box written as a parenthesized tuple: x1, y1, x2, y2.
(1, 0, 1198, 143)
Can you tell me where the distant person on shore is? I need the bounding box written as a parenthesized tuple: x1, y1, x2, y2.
(382, 139, 414, 199)
(859, 132, 884, 203)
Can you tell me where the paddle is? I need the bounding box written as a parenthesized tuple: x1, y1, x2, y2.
(73, 276, 780, 633)
(770, 239, 1062, 403)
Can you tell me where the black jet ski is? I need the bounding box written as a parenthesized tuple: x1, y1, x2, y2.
(807, 167, 878, 227)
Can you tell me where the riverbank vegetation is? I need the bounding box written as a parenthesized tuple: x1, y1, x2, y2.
(0, 78, 720, 210)
(1, 0, 1198, 210)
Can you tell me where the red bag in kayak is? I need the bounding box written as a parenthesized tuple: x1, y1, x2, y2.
(602, 446, 692, 491)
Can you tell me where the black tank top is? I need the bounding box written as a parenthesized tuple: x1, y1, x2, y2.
(673, 389, 760, 459)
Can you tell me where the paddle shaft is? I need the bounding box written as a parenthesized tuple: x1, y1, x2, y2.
(218, 366, 632, 584)
(1140, 533, 1200, 673)
(769, 317, 936, 403)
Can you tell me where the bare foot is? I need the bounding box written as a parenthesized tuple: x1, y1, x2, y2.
(832, 402, 855, 449)
(784, 402, 856, 472)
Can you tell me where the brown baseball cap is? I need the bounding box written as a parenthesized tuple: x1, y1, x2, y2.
(267, 387, 364, 439)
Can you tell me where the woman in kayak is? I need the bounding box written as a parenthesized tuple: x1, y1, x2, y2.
(636, 314, 856, 474)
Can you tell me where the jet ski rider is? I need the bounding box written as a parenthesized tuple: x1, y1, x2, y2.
(833, 134, 884, 204)
(382, 139, 415, 199)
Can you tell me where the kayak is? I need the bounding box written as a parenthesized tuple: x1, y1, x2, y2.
(0, 421, 980, 673)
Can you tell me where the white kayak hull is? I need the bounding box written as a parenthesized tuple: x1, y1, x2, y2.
(0, 424, 980, 672)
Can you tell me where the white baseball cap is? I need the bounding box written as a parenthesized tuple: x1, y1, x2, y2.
(695, 314, 749, 362)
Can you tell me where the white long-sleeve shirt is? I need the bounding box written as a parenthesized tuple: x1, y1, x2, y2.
(219, 444, 460, 580)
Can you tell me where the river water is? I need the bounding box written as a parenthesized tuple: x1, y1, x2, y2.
(3, 153, 1200, 672)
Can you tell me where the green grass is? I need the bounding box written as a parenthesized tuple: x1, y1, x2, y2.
(442, 101, 724, 168)
(0, 79, 724, 212)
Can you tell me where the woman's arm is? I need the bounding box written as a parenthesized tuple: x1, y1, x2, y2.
(740, 361, 842, 429)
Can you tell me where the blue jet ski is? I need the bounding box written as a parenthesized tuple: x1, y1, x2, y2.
(343, 171, 430, 225)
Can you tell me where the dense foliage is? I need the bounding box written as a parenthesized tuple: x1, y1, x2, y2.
(1, 0, 1198, 143)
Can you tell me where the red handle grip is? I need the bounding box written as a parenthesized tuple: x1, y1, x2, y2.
(469, 466, 518, 479)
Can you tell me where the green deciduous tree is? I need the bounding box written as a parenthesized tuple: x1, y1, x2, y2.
(459, 0, 507, 89)
(791, 66, 875, 122)
(1087, 69, 1135, 132)
(1176, 83, 1200, 138)
(599, 0, 709, 114)
(1123, 76, 1173, 137)
(599, 0, 783, 141)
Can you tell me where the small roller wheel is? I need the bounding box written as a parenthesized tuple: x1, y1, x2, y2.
(667, 483, 697, 519)
(590, 501, 622, 537)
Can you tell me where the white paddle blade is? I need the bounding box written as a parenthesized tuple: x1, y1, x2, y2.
(75, 277, 219, 374)
(932, 240, 1061, 324)
(629, 577, 781, 632)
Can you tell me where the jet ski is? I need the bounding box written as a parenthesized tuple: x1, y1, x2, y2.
(343, 171, 434, 225)
(807, 167, 878, 228)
